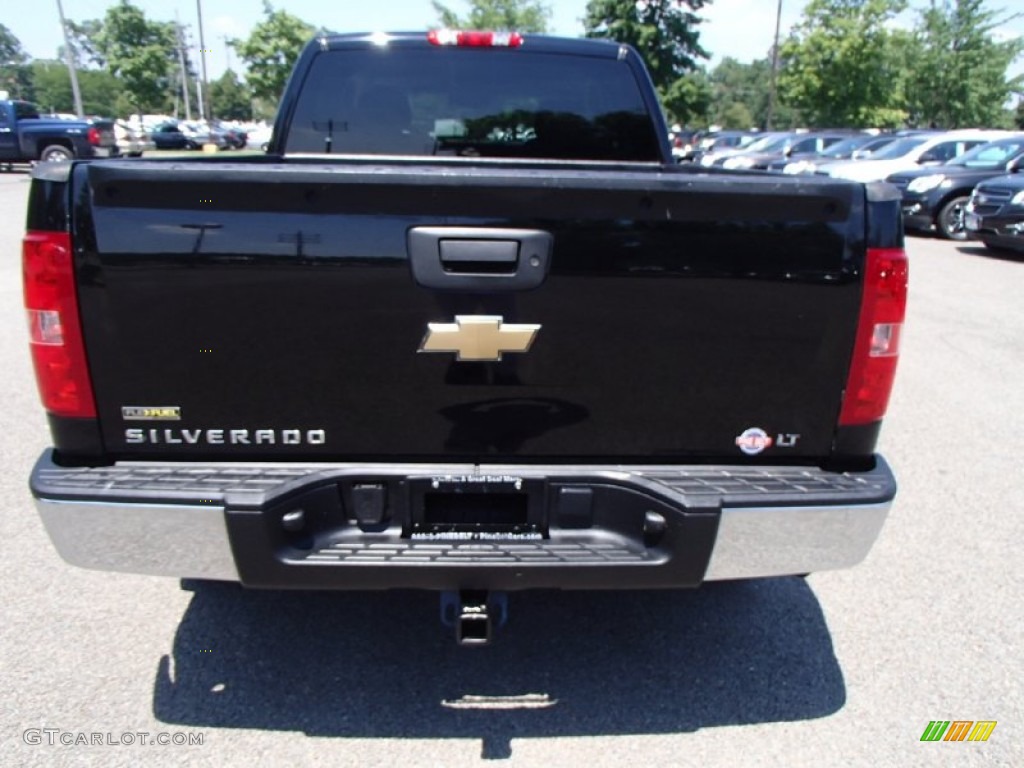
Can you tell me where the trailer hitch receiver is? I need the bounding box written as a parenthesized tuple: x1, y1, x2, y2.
(441, 590, 508, 646)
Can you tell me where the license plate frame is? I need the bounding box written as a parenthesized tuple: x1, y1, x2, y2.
(408, 475, 545, 538)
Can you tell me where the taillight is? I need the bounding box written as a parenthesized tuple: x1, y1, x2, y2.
(427, 29, 523, 47)
(23, 231, 96, 418)
(839, 247, 908, 426)
(87, 126, 100, 146)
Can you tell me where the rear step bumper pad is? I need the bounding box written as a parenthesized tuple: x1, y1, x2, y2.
(30, 451, 895, 587)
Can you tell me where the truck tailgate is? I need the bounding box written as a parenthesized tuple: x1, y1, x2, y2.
(73, 160, 865, 462)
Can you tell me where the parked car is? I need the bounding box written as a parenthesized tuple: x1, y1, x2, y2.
(150, 122, 196, 150)
(818, 130, 1007, 183)
(887, 135, 1024, 240)
(246, 124, 273, 151)
(965, 173, 1024, 253)
(774, 134, 897, 174)
(180, 121, 231, 149)
(0, 100, 117, 163)
(697, 131, 788, 167)
(668, 127, 700, 161)
(114, 121, 155, 157)
(692, 130, 760, 165)
(214, 122, 247, 149)
(721, 131, 856, 171)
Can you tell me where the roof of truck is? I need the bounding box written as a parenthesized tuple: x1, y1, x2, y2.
(315, 31, 629, 58)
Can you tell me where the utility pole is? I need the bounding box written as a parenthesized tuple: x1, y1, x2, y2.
(766, 0, 784, 130)
(55, 0, 85, 118)
(222, 35, 232, 72)
(196, 0, 211, 122)
(175, 14, 192, 121)
(195, 77, 205, 121)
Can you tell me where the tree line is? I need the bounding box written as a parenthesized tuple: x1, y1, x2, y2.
(0, 0, 312, 121)
(585, 0, 1023, 129)
(1, 0, 1021, 129)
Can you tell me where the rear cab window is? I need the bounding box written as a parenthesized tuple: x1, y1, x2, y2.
(283, 47, 661, 162)
(14, 101, 41, 120)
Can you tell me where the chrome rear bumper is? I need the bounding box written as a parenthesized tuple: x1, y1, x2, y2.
(32, 451, 894, 586)
(36, 499, 238, 581)
(704, 502, 889, 579)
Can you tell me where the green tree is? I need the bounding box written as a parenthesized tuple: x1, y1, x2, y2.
(432, 0, 551, 32)
(905, 0, 1024, 128)
(62, 20, 105, 69)
(209, 69, 252, 121)
(584, 0, 711, 125)
(662, 70, 712, 126)
(778, 0, 910, 128)
(0, 23, 32, 100)
(709, 57, 767, 128)
(718, 101, 754, 130)
(707, 57, 800, 130)
(231, 2, 315, 104)
(250, 96, 278, 122)
(29, 60, 120, 116)
(88, 1, 177, 112)
(584, 0, 710, 89)
(991, 106, 1016, 129)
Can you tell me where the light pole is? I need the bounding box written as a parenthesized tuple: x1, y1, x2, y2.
(196, 0, 211, 122)
(766, 0, 783, 130)
(175, 13, 192, 121)
(55, 0, 85, 117)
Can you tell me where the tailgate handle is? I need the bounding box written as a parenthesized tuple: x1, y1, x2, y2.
(440, 240, 518, 274)
(409, 227, 552, 291)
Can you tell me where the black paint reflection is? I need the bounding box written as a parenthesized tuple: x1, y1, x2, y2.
(439, 398, 589, 453)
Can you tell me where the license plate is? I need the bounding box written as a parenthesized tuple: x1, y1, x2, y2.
(965, 212, 981, 231)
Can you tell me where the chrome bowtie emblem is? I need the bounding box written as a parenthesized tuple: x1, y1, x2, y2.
(419, 315, 541, 361)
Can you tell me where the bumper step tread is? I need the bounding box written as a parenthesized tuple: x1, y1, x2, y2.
(34, 458, 894, 509)
(298, 539, 654, 565)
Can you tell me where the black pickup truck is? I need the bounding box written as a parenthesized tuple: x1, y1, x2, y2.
(0, 100, 117, 164)
(24, 31, 907, 644)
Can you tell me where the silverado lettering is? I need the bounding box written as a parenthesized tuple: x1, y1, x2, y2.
(124, 429, 328, 445)
(23, 31, 906, 645)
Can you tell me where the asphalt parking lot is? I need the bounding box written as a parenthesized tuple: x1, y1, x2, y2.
(0, 169, 1020, 767)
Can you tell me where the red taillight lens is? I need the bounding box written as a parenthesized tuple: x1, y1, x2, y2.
(839, 247, 908, 426)
(427, 29, 523, 47)
(87, 126, 100, 146)
(23, 231, 96, 418)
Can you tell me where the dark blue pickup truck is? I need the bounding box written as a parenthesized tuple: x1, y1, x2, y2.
(0, 99, 117, 164)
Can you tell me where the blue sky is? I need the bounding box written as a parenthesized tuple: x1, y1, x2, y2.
(5, 0, 1023, 80)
